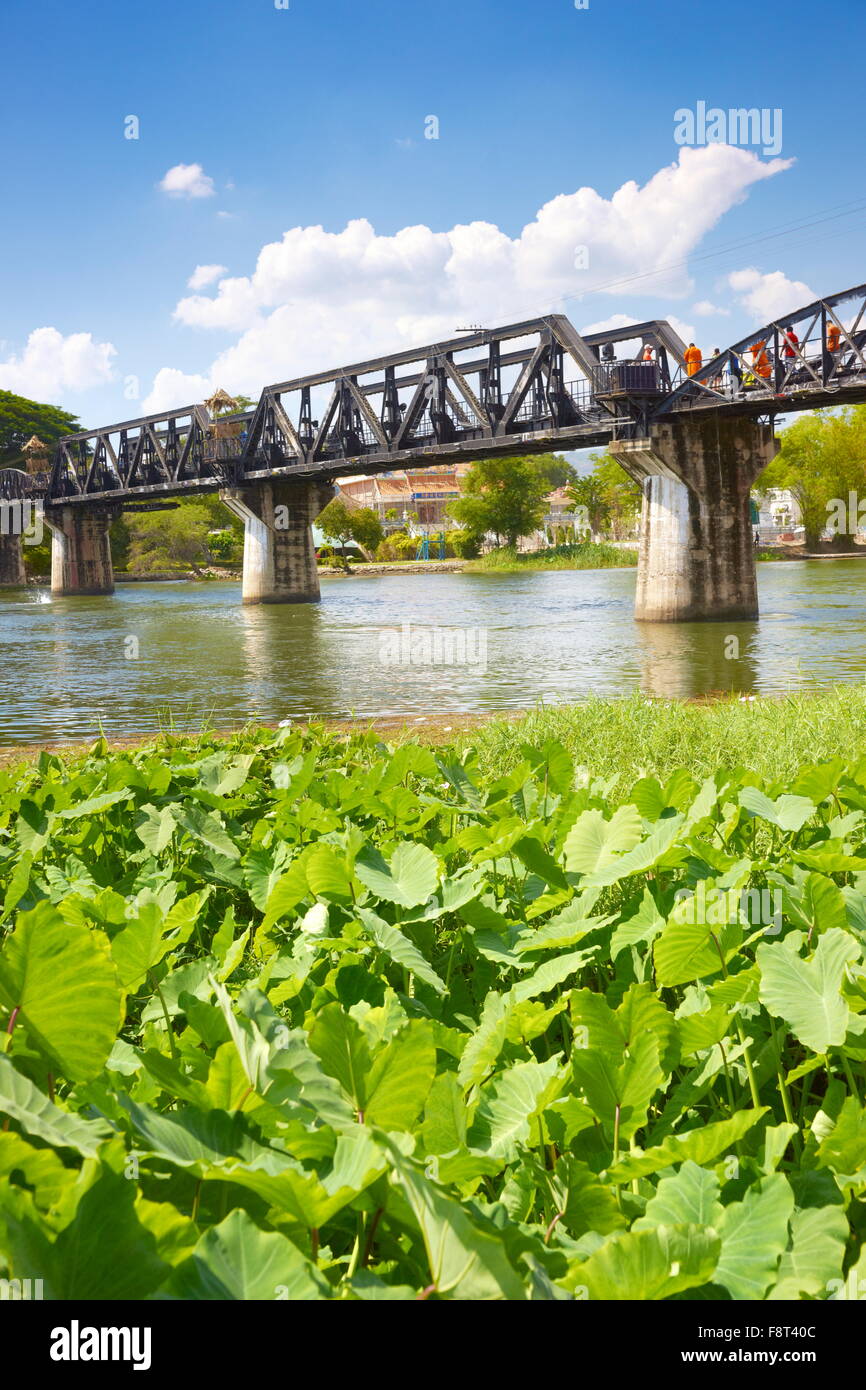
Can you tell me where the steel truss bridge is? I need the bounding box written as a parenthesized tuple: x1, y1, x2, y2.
(17, 281, 866, 508)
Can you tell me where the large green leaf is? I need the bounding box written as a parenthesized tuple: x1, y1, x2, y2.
(714, 1174, 794, 1300)
(607, 1107, 769, 1182)
(358, 908, 446, 995)
(0, 1055, 111, 1157)
(757, 929, 860, 1053)
(817, 1095, 866, 1175)
(387, 1147, 526, 1300)
(563, 806, 643, 875)
(654, 914, 742, 988)
(168, 1209, 329, 1300)
(172, 804, 240, 861)
(768, 1206, 848, 1300)
(584, 815, 686, 889)
(355, 841, 439, 908)
(364, 1022, 436, 1130)
(572, 1031, 663, 1140)
(634, 1160, 722, 1230)
(570, 1224, 719, 1300)
(308, 1004, 371, 1112)
(134, 803, 176, 856)
(468, 1057, 563, 1158)
(782, 872, 848, 937)
(457, 992, 513, 1090)
(212, 984, 355, 1129)
(0, 903, 123, 1081)
(739, 786, 815, 833)
(37, 1164, 169, 1300)
(555, 1158, 626, 1238)
(111, 902, 173, 991)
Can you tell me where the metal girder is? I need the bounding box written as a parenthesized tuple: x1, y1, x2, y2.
(655, 280, 866, 417)
(345, 376, 389, 449)
(44, 288, 866, 505)
(440, 356, 489, 428)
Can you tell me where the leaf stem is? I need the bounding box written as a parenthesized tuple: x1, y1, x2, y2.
(148, 970, 178, 1059)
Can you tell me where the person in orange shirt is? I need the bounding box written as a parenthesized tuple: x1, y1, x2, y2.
(685, 343, 702, 376)
(827, 321, 841, 354)
(752, 340, 771, 379)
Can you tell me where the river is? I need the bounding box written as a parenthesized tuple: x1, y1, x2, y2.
(2, 559, 866, 744)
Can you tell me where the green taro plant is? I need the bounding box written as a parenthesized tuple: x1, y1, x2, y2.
(0, 726, 865, 1300)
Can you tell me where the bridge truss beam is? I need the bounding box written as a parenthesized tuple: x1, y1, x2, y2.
(43, 316, 685, 505)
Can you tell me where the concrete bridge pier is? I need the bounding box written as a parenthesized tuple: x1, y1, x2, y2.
(221, 479, 334, 604)
(610, 417, 779, 622)
(0, 535, 25, 586)
(45, 505, 119, 596)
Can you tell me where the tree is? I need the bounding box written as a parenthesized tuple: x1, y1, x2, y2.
(448, 456, 549, 548)
(348, 507, 383, 557)
(565, 472, 611, 538)
(318, 499, 383, 560)
(125, 503, 217, 576)
(532, 452, 575, 490)
(0, 390, 79, 469)
(318, 499, 354, 549)
(565, 452, 642, 539)
(756, 407, 866, 550)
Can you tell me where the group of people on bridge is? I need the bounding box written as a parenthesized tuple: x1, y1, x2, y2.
(680, 320, 844, 388)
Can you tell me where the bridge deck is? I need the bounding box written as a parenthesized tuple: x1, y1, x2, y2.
(8, 281, 866, 507)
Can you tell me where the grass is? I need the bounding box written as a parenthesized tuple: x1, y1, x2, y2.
(457, 685, 866, 789)
(5, 684, 866, 787)
(464, 541, 638, 572)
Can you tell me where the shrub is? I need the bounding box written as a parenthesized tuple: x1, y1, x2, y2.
(393, 534, 419, 561)
(449, 529, 482, 558)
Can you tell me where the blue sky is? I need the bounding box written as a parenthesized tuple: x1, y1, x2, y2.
(2, 0, 865, 428)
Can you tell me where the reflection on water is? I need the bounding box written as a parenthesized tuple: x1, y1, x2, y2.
(0, 558, 865, 743)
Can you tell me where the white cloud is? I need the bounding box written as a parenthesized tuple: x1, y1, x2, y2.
(727, 268, 815, 323)
(187, 263, 228, 290)
(0, 327, 116, 399)
(141, 367, 213, 410)
(693, 299, 730, 317)
(159, 163, 215, 199)
(143, 144, 792, 412)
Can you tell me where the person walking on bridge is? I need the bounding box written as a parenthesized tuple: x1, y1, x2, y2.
(751, 339, 771, 380)
(685, 342, 702, 377)
(827, 320, 842, 355)
(782, 324, 799, 365)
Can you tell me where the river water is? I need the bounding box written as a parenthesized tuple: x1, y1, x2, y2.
(2, 559, 866, 744)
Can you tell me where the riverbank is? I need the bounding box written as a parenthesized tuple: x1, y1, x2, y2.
(464, 541, 638, 572)
(5, 683, 866, 787)
(320, 559, 466, 577)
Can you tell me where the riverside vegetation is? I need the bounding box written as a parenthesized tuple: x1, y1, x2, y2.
(0, 707, 865, 1300)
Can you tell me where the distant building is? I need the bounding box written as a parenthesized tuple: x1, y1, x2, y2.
(336, 466, 468, 531)
(752, 487, 803, 541)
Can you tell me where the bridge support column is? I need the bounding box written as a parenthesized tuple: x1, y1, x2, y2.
(610, 417, 778, 622)
(45, 505, 118, 596)
(0, 535, 25, 586)
(220, 480, 334, 604)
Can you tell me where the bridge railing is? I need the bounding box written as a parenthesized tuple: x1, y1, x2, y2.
(657, 282, 866, 416)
